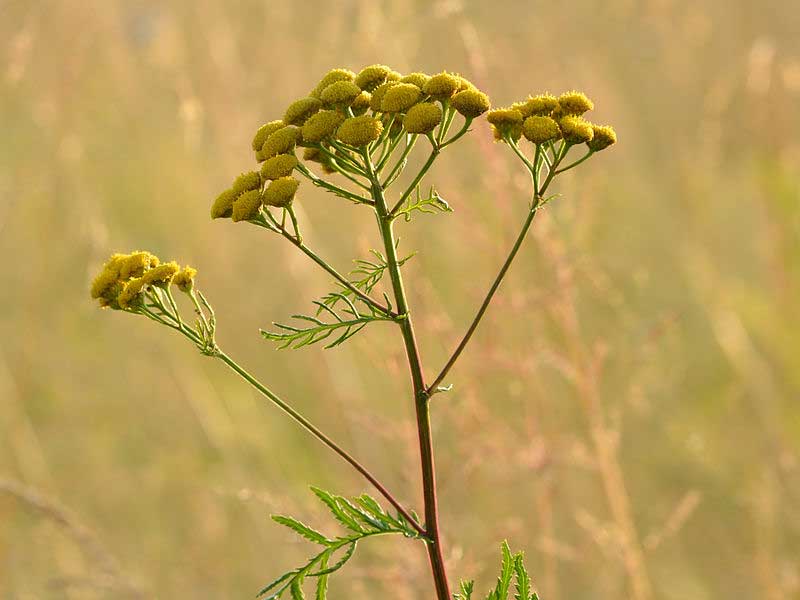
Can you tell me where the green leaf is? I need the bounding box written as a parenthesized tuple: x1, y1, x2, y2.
(314, 553, 329, 600)
(394, 184, 452, 222)
(310, 487, 365, 533)
(513, 554, 531, 600)
(455, 580, 474, 600)
(271, 515, 331, 546)
(290, 577, 305, 600)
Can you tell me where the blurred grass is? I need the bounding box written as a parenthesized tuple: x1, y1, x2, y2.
(1, 0, 799, 598)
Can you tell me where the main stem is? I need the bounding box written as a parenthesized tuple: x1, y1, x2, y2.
(364, 154, 451, 600)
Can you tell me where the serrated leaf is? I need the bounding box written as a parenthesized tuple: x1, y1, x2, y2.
(455, 580, 474, 600)
(290, 577, 305, 600)
(271, 515, 331, 546)
(513, 554, 531, 600)
(315, 553, 329, 600)
(310, 487, 365, 534)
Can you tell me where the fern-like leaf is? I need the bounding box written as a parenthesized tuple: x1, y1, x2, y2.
(455, 542, 540, 600)
(258, 487, 425, 599)
(261, 292, 395, 350)
(393, 184, 452, 222)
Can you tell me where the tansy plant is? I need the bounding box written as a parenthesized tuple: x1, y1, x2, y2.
(90, 65, 616, 600)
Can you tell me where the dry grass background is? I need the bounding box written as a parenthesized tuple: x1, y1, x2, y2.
(1, 0, 799, 598)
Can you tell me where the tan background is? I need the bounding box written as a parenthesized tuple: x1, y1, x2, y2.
(1, 0, 799, 598)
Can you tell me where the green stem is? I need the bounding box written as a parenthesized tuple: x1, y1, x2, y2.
(363, 151, 452, 600)
(163, 331, 424, 537)
(389, 146, 440, 216)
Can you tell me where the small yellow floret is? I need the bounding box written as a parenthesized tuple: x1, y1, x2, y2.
(559, 115, 594, 144)
(557, 91, 594, 115)
(423, 72, 462, 100)
(381, 83, 421, 113)
(336, 115, 384, 147)
(232, 189, 263, 222)
(283, 97, 322, 126)
(320, 80, 362, 106)
(451, 89, 491, 118)
(587, 125, 617, 151)
(261, 125, 300, 159)
(211, 189, 237, 219)
(232, 171, 262, 195)
(522, 116, 562, 144)
(173, 266, 197, 293)
(252, 120, 285, 152)
(354, 64, 395, 92)
(263, 177, 300, 208)
(403, 102, 442, 134)
(301, 110, 345, 143)
(260, 154, 298, 180)
(400, 72, 430, 89)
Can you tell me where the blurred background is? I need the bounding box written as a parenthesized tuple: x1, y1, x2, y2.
(1, 0, 799, 598)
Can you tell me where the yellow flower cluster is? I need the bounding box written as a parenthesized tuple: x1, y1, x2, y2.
(90, 251, 195, 310)
(488, 90, 616, 151)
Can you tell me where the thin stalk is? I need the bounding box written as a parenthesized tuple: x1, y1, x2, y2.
(389, 146, 440, 216)
(427, 193, 541, 394)
(363, 150, 452, 600)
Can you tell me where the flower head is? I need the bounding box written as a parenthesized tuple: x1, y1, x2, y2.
(557, 91, 594, 115)
(311, 68, 355, 98)
(232, 189, 263, 221)
(403, 102, 443, 134)
(451, 88, 491, 118)
(515, 94, 558, 118)
(351, 91, 372, 115)
(263, 177, 300, 207)
(370, 81, 398, 112)
(117, 278, 146, 309)
(252, 120, 285, 152)
(141, 262, 180, 286)
(487, 108, 524, 141)
(261, 125, 301, 159)
(354, 64, 395, 92)
(173, 266, 198, 293)
(423, 72, 462, 100)
(586, 125, 617, 151)
(232, 171, 262, 195)
(283, 97, 323, 126)
(522, 116, 561, 144)
(211, 189, 237, 219)
(119, 251, 160, 280)
(559, 115, 594, 144)
(399, 72, 430, 89)
(336, 115, 383, 147)
(381, 83, 422, 113)
(301, 110, 345, 143)
(261, 154, 298, 180)
(320, 80, 362, 107)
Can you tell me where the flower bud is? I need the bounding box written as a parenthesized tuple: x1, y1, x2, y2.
(586, 125, 617, 151)
(351, 91, 372, 115)
(522, 116, 561, 144)
(557, 91, 594, 115)
(283, 97, 323, 126)
(336, 115, 384, 147)
(263, 177, 300, 207)
(381, 83, 421, 113)
(487, 108, 524, 141)
(403, 102, 442, 134)
(232, 189, 263, 221)
(211, 189, 237, 219)
(370, 81, 398, 112)
(451, 88, 490, 118)
(261, 154, 298, 180)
